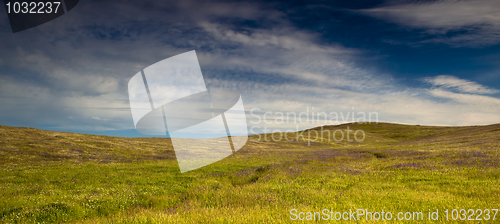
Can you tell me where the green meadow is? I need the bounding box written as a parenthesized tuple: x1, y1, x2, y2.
(0, 123, 499, 223)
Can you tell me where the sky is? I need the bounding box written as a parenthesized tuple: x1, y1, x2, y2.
(0, 0, 500, 137)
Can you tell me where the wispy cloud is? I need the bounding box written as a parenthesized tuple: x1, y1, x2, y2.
(0, 0, 500, 134)
(429, 88, 500, 105)
(423, 75, 498, 94)
(361, 0, 500, 47)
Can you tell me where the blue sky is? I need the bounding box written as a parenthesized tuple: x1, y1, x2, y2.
(0, 0, 500, 136)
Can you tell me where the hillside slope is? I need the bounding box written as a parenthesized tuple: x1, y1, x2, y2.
(0, 123, 499, 223)
(1, 123, 499, 165)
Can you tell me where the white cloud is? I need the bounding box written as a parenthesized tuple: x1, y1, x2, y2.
(361, 0, 500, 47)
(429, 88, 500, 105)
(423, 75, 498, 94)
(197, 22, 392, 94)
(1, 0, 500, 134)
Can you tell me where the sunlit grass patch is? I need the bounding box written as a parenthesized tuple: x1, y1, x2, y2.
(0, 123, 499, 223)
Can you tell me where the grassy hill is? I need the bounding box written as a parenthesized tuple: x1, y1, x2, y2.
(0, 123, 499, 223)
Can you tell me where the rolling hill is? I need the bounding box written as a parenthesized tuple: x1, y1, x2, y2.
(0, 123, 499, 223)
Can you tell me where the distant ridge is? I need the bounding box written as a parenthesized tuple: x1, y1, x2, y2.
(1, 122, 499, 165)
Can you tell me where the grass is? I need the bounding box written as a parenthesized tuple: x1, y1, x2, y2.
(0, 123, 499, 223)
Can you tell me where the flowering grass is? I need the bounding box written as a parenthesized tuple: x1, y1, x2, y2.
(0, 123, 499, 223)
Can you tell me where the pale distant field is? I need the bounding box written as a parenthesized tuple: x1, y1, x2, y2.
(0, 123, 499, 223)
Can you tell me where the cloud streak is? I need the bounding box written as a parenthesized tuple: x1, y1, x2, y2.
(423, 75, 498, 94)
(361, 0, 500, 47)
(0, 0, 499, 135)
